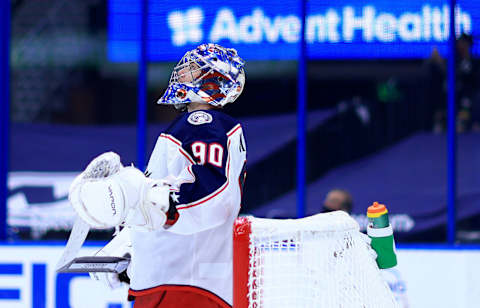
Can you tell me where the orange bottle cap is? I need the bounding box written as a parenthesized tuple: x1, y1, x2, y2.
(367, 201, 388, 214)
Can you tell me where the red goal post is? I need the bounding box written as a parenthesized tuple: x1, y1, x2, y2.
(233, 212, 398, 308)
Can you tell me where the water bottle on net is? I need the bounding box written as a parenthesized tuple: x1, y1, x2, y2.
(367, 202, 397, 269)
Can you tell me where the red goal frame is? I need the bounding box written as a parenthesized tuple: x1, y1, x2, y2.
(232, 217, 251, 308)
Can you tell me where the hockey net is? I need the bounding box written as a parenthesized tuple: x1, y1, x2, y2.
(233, 211, 398, 308)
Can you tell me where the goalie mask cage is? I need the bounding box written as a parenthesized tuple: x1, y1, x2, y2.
(233, 211, 398, 308)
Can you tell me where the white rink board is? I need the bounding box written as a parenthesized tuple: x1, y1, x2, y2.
(0, 244, 479, 307)
(396, 248, 480, 308)
(0, 243, 130, 308)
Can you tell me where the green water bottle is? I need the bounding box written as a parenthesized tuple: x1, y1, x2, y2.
(367, 202, 397, 269)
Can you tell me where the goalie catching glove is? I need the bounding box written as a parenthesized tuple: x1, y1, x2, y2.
(69, 152, 175, 231)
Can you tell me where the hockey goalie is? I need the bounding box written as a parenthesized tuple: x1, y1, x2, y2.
(61, 44, 247, 308)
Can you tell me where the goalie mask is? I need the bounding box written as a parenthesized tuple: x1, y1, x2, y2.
(158, 43, 246, 108)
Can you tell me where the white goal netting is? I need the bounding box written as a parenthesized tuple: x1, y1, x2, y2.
(234, 211, 398, 308)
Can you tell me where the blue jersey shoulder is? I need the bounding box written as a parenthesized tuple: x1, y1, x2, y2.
(165, 110, 240, 145)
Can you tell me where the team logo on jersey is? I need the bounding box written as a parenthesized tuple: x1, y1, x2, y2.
(188, 111, 213, 125)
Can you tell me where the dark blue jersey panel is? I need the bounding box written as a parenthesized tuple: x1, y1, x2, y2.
(166, 110, 240, 205)
(165, 110, 239, 145)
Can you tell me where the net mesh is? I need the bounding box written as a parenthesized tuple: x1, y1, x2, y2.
(245, 211, 399, 308)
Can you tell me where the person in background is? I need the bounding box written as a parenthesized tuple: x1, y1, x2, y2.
(321, 188, 353, 214)
(425, 33, 479, 133)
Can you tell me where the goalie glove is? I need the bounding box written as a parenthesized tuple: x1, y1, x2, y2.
(82, 151, 122, 179)
(124, 179, 173, 231)
(69, 152, 173, 231)
(90, 228, 133, 290)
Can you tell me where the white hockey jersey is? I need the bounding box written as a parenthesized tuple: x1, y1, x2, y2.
(128, 110, 247, 306)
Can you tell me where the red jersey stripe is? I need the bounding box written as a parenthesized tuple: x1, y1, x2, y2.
(227, 124, 241, 137)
